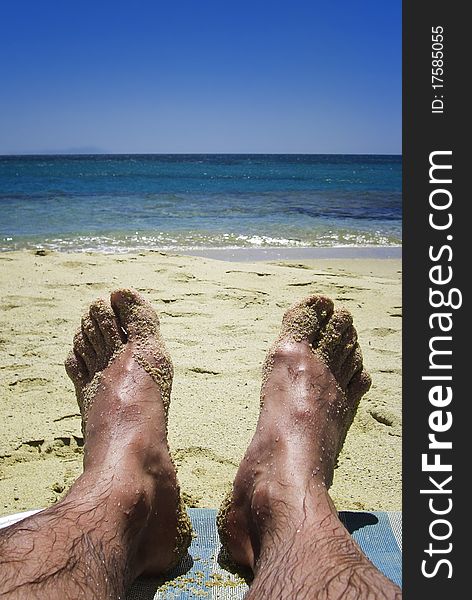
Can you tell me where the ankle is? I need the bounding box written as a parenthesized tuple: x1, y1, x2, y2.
(68, 464, 155, 524)
(251, 479, 335, 543)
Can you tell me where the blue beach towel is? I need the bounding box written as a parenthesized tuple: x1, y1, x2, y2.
(0, 508, 402, 598)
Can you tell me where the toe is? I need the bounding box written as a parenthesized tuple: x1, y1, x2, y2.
(81, 314, 108, 370)
(317, 309, 354, 369)
(110, 288, 160, 340)
(330, 324, 357, 365)
(339, 345, 364, 389)
(280, 295, 334, 344)
(64, 348, 87, 388)
(73, 329, 96, 377)
(89, 299, 125, 354)
(346, 368, 372, 404)
(330, 324, 361, 387)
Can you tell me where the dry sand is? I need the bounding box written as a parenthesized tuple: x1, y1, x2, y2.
(0, 250, 401, 516)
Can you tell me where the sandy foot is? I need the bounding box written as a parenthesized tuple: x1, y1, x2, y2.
(65, 288, 192, 575)
(217, 295, 371, 573)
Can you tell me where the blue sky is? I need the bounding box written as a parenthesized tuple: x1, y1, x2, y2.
(0, 1, 401, 154)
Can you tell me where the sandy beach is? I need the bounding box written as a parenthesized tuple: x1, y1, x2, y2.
(0, 250, 401, 516)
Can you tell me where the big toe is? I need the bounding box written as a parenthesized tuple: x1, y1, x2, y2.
(279, 295, 334, 345)
(111, 288, 161, 341)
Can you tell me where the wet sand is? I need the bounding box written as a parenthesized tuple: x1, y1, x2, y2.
(0, 250, 401, 515)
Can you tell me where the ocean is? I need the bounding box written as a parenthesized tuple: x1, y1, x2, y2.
(0, 154, 401, 253)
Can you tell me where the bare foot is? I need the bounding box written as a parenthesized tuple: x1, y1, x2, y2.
(217, 296, 400, 598)
(65, 289, 192, 577)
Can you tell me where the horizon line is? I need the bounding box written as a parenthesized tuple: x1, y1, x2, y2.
(1, 151, 402, 157)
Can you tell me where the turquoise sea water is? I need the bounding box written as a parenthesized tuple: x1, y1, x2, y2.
(0, 154, 401, 252)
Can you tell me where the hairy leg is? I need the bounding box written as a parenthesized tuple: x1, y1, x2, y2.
(0, 289, 191, 600)
(218, 295, 402, 599)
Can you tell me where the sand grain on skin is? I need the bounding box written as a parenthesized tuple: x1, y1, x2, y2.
(66, 289, 193, 566)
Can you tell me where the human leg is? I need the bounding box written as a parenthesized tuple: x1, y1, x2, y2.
(0, 289, 191, 599)
(218, 296, 401, 599)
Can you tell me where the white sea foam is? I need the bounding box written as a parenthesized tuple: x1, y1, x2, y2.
(1, 228, 401, 254)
